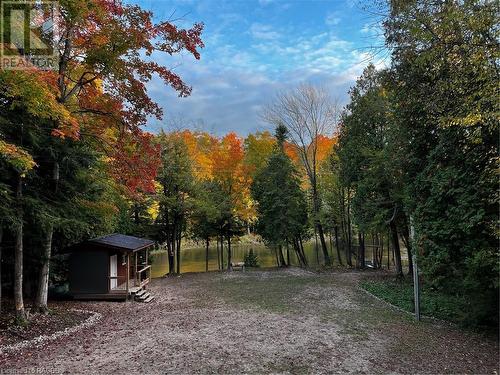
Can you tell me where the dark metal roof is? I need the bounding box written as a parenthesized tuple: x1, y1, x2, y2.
(87, 234, 155, 252)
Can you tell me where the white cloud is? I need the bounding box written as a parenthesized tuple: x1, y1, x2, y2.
(138, 2, 388, 135)
(250, 23, 281, 40)
(325, 12, 341, 26)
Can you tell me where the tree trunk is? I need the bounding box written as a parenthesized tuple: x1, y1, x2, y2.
(314, 230, 319, 264)
(205, 237, 209, 272)
(328, 231, 332, 249)
(220, 233, 224, 270)
(167, 224, 175, 275)
(359, 232, 365, 269)
(292, 239, 304, 267)
(298, 235, 308, 267)
(378, 233, 383, 268)
(176, 228, 181, 274)
(14, 176, 26, 323)
(278, 245, 286, 267)
(311, 183, 331, 266)
(401, 221, 413, 276)
(286, 243, 290, 266)
(407, 244, 413, 276)
(168, 246, 175, 275)
(317, 224, 330, 266)
(165, 207, 175, 275)
(292, 240, 300, 266)
(227, 233, 232, 271)
(346, 191, 353, 267)
(386, 231, 390, 269)
(35, 160, 60, 313)
(0, 224, 3, 313)
(334, 226, 342, 265)
(389, 221, 403, 277)
(216, 237, 221, 271)
(339, 187, 350, 266)
(34, 227, 53, 313)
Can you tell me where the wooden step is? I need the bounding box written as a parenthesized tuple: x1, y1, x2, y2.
(135, 289, 146, 298)
(137, 292, 150, 301)
(143, 296, 154, 303)
(129, 286, 142, 294)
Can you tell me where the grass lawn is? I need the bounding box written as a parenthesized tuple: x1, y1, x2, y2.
(361, 278, 468, 325)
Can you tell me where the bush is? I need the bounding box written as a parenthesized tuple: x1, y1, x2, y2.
(244, 248, 259, 268)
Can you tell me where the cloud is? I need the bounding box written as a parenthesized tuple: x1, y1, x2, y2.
(250, 23, 281, 40)
(325, 12, 341, 26)
(144, 45, 382, 136)
(133, 0, 387, 135)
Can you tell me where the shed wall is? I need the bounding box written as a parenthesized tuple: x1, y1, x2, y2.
(69, 250, 109, 294)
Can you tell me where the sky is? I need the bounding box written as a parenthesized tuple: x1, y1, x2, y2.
(129, 0, 387, 135)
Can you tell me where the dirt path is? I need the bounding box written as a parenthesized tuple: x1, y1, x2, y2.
(1, 269, 498, 374)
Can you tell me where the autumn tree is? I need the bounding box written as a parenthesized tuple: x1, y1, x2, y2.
(1, 0, 204, 317)
(263, 85, 340, 266)
(210, 133, 250, 270)
(38, 0, 202, 310)
(155, 132, 195, 275)
(243, 131, 276, 177)
(191, 180, 226, 272)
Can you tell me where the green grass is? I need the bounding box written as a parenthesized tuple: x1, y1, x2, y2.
(210, 272, 322, 313)
(361, 279, 466, 324)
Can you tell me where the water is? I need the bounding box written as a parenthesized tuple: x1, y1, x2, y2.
(151, 240, 408, 277)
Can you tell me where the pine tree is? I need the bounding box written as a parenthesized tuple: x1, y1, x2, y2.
(251, 126, 309, 267)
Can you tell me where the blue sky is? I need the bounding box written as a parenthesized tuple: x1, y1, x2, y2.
(130, 0, 386, 135)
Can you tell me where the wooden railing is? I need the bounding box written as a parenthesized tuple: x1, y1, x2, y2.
(109, 275, 128, 291)
(135, 265, 151, 287)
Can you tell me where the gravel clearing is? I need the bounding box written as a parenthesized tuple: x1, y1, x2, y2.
(1, 268, 497, 374)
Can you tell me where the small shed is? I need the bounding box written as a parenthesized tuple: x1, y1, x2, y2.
(68, 234, 154, 300)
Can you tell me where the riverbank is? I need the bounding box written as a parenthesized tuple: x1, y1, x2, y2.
(2, 268, 497, 374)
(150, 234, 264, 254)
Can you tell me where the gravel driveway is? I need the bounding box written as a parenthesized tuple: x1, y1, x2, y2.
(2, 268, 498, 374)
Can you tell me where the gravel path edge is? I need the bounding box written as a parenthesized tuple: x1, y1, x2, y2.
(0, 309, 102, 355)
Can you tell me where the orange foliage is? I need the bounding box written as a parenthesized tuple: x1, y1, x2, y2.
(179, 130, 218, 180)
(210, 133, 254, 220)
(316, 135, 337, 165)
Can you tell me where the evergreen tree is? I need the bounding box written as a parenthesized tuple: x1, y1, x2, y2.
(337, 65, 408, 276)
(385, 0, 499, 324)
(251, 125, 309, 267)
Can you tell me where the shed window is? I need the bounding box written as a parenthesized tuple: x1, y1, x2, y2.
(121, 254, 127, 265)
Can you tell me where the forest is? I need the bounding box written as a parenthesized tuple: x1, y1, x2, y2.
(0, 0, 497, 339)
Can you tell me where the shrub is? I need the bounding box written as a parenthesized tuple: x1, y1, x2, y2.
(244, 248, 259, 268)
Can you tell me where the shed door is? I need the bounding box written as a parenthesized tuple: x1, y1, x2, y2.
(110, 255, 117, 289)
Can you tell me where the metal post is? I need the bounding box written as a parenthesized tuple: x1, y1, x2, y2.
(410, 216, 420, 321)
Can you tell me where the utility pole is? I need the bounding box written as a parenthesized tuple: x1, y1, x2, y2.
(410, 216, 420, 321)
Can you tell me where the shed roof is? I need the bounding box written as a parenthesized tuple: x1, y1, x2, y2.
(87, 234, 155, 252)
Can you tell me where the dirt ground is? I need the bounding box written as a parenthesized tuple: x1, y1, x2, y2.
(1, 268, 498, 374)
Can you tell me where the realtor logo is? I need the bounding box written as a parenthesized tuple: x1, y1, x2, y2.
(1, 0, 59, 70)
